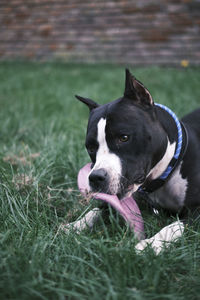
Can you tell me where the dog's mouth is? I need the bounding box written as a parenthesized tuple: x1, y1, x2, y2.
(117, 175, 146, 199)
(113, 181, 145, 200)
(77, 163, 145, 240)
(117, 184, 142, 199)
(88, 166, 146, 199)
(89, 180, 146, 200)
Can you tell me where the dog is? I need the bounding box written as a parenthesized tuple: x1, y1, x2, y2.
(65, 69, 200, 254)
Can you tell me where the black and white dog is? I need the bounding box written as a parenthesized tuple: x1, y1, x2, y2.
(66, 69, 200, 254)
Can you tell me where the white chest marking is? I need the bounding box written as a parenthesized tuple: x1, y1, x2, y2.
(152, 164, 188, 212)
(145, 139, 187, 212)
(148, 139, 176, 180)
(89, 118, 122, 194)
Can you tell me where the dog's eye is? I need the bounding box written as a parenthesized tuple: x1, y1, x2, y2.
(119, 135, 129, 142)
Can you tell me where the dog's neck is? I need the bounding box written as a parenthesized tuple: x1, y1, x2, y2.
(139, 104, 188, 194)
(148, 138, 176, 180)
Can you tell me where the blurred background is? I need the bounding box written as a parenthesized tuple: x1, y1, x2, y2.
(0, 0, 200, 66)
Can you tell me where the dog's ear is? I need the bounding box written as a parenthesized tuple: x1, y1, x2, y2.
(124, 69, 154, 107)
(75, 95, 99, 111)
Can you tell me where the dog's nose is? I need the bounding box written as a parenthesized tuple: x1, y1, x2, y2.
(89, 168, 108, 191)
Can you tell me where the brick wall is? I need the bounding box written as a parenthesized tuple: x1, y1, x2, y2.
(0, 0, 200, 66)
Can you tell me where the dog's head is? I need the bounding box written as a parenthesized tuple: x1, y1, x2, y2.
(76, 69, 167, 199)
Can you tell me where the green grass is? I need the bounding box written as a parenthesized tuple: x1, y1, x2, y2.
(0, 62, 200, 300)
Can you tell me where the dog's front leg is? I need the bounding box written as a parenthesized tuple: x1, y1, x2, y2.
(135, 220, 184, 255)
(61, 208, 101, 233)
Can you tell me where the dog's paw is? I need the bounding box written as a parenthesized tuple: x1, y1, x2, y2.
(60, 208, 101, 234)
(60, 220, 84, 234)
(135, 238, 163, 255)
(135, 238, 151, 252)
(135, 221, 184, 255)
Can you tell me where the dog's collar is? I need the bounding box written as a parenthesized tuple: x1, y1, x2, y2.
(139, 103, 188, 194)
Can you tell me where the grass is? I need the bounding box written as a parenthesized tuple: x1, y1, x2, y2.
(0, 61, 200, 300)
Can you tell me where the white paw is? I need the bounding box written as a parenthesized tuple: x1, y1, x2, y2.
(135, 239, 150, 252)
(135, 238, 163, 255)
(135, 221, 184, 255)
(60, 208, 101, 234)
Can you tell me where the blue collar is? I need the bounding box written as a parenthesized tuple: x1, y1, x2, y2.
(139, 103, 188, 194)
(155, 103, 183, 180)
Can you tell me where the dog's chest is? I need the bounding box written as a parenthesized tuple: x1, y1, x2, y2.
(149, 165, 188, 212)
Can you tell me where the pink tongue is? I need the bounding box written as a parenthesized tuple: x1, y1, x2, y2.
(77, 163, 145, 240)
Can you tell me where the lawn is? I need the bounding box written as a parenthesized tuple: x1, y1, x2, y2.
(0, 62, 200, 300)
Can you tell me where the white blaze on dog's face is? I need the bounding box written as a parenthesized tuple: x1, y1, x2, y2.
(88, 118, 122, 194)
